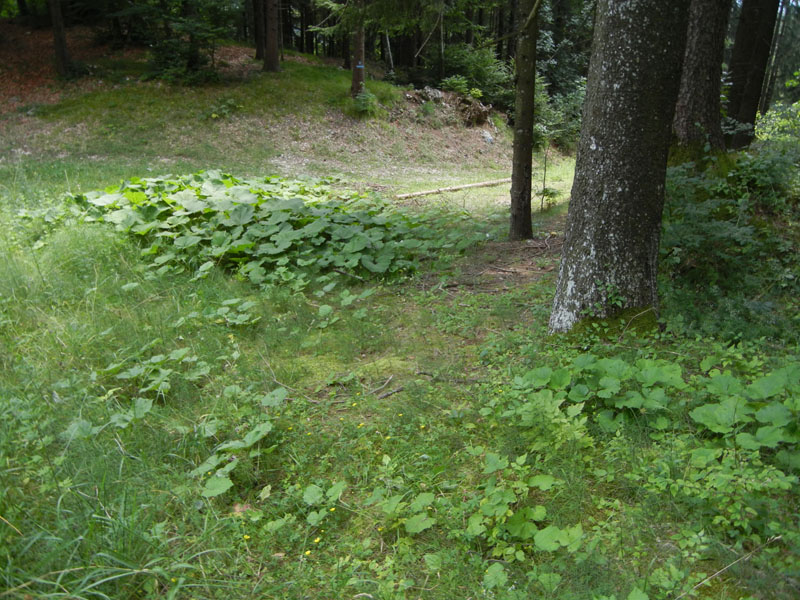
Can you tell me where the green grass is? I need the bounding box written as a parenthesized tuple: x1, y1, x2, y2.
(2, 53, 799, 600)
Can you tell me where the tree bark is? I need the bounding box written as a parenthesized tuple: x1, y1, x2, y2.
(351, 20, 366, 97)
(264, 0, 280, 71)
(48, 0, 71, 78)
(674, 0, 732, 150)
(727, 0, 780, 148)
(509, 0, 539, 241)
(549, 0, 690, 333)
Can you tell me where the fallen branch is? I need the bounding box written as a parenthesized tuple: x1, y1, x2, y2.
(396, 178, 511, 200)
(378, 386, 404, 400)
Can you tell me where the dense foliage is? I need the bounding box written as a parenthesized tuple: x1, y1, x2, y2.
(71, 172, 482, 292)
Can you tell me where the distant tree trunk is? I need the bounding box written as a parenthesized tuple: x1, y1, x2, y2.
(48, 0, 71, 77)
(304, 5, 315, 54)
(17, 0, 29, 17)
(549, 0, 690, 333)
(674, 0, 732, 150)
(509, 0, 539, 241)
(253, 0, 265, 60)
(264, 0, 280, 71)
(759, 0, 789, 114)
(384, 32, 394, 72)
(496, 7, 505, 59)
(280, 0, 293, 51)
(351, 20, 366, 96)
(727, 0, 780, 148)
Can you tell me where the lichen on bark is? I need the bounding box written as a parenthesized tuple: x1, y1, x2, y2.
(549, 0, 690, 333)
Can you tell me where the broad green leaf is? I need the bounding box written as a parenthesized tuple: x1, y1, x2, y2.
(133, 397, 153, 419)
(506, 510, 538, 540)
(528, 474, 557, 490)
(549, 368, 572, 390)
(303, 484, 324, 506)
(466, 513, 486, 536)
(224, 204, 255, 226)
(756, 401, 792, 427)
(690, 447, 722, 467)
(174, 235, 203, 249)
(409, 492, 435, 513)
(627, 587, 649, 600)
(534, 525, 563, 552)
(538, 572, 562, 593)
(261, 387, 288, 407)
(523, 367, 552, 388)
(483, 452, 509, 474)
(326, 481, 347, 501)
(423, 553, 442, 572)
(747, 371, 787, 400)
(306, 510, 326, 526)
(689, 397, 754, 434)
(64, 419, 94, 440)
(201, 476, 233, 498)
(483, 563, 508, 589)
(404, 512, 435, 534)
(597, 376, 621, 399)
(705, 373, 744, 397)
(242, 421, 273, 447)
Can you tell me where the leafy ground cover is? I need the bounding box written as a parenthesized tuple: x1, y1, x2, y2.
(2, 33, 800, 600)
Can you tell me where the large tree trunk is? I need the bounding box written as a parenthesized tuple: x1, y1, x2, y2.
(674, 0, 732, 150)
(351, 20, 366, 97)
(549, 0, 690, 334)
(264, 0, 280, 71)
(509, 0, 539, 241)
(727, 0, 780, 148)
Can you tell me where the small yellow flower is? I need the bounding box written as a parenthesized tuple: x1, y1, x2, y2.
(397, 413, 403, 416)
(304, 550, 311, 556)
(243, 534, 250, 540)
(329, 507, 336, 512)
(171, 578, 177, 583)
(377, 526, 384, 532)
(313, 537, 321, 543)
(357, 422, 365, 428)
(339, 417, 344, 421)
(385, 436, 391, 440)
(352, 402, 357, 407)
(288, 426, 293, 430)
(420, 425, 426, 429)
(307, 432, 312, 436)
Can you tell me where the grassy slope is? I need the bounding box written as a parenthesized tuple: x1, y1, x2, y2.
(1, 53, 798, 600)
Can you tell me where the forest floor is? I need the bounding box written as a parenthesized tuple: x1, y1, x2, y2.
(2, 21, 798, 600)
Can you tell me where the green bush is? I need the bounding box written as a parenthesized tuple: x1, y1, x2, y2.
(437, 44, 514, 110)
(660, 141, 800, 341)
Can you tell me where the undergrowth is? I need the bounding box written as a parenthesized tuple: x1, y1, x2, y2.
(1, 79, 799, 600)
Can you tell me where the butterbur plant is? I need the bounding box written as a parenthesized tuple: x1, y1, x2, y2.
(71, 171, 482, 294)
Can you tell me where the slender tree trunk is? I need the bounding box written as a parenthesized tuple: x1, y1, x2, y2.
(351, 21, 366, 97)
(253, 0, 265, 60)
(17, 0, 29, 17)
(48, 0, 71, 77)
(727, 0, 780, 148)
(496, 7, 505, 59)
(264, 0, 280, 71)
(674, 0, 732, 150)
(759, 0, 789, 114)
(384, 33, 394, 72)
(549, 0, 690, 333)
(509, 0, 539, 241)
